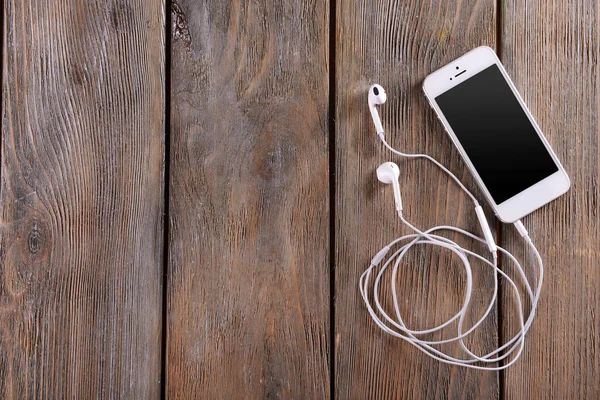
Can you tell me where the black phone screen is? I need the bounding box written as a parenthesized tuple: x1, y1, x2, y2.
(435, 64, 558, 204)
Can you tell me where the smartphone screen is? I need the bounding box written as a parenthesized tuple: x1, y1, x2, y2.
(435, 64, 558, 204)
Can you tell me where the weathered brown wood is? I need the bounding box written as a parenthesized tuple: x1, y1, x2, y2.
(500, 1, 600, 398)
(335, 1, 501, 398)
(1, 0, 165, 397)
(167, 1, 330, 397)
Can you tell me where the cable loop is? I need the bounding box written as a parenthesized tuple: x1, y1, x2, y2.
(360, 136, 544, 370)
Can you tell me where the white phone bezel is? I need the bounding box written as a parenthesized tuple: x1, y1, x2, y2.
(422, 46, 570, 223)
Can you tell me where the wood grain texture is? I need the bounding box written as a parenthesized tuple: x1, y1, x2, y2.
(335, 1, 501, 398)
(500, 1, 600, 398)
(167, 0, 330, 398)
(1, 0, 164, 397)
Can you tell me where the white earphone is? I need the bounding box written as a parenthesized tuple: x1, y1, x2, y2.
(368, 84, 387, 136)
(360, 84, 543, 370)
(376, 162, 402, 212)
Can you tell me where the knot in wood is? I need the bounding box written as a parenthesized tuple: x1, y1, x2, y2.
(22, 217, 49, 261)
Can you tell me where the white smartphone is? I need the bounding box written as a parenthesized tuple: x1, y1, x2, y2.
(422, 46, 570, 223)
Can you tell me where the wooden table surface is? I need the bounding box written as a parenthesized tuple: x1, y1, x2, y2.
(2, 0, 598, 398)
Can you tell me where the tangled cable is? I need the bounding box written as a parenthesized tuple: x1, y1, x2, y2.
(359, 133, 544, 370)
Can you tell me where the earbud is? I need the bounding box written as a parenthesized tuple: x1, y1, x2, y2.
(376, 162, 402, 212)
(368, 84, 387, 136)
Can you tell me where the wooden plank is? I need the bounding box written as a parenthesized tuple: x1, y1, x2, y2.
(500, 1, 600, 398)
(334, 1, 501, 398)
(167, 1, 330, 397)
(1, 0, 164, 397)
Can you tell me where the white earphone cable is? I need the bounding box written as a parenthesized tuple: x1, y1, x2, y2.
(361, 132, 544, 370)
